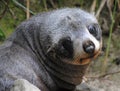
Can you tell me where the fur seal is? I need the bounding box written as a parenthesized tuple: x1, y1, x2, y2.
(0, 8, 102, 91)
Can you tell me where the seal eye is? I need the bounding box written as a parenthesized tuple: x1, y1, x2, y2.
(87, 24, 101, 40)
(88, 25, 98, 37)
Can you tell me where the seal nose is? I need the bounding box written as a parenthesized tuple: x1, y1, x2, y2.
(83, 41, 95, 54)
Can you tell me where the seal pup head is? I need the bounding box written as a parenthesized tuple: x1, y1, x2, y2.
(41, 8, 102, 65)
(39, 8, 102, 88)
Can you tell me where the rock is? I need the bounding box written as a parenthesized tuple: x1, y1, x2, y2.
(10, 79, 41, 91)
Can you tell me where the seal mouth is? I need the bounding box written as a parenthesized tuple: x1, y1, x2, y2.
(79, 55, 95, 65)
(67, 50, 101, 65)
(79, 51, 101, 65)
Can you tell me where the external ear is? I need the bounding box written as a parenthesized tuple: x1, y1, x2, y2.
(59, 15, 75, 26)
(65, 15, 76, 24)
(61, 15, 80, 29)
(66, 16, 73, 21)
(58, 15, 80, 30)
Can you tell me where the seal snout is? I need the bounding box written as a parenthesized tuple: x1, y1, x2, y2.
(83, 40, 95, 55)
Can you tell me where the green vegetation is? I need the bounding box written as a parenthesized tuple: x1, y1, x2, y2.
(0, 27, 5, 41)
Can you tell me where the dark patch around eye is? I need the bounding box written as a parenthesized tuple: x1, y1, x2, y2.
(87, 24, 102, 41)
(55, 37, 74, 59)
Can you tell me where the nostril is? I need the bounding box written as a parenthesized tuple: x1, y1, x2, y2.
(83, 41, 95, 54)
(85, 45, 94, 54)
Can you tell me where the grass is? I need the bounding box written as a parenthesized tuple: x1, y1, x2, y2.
(102, 0, 117, 74)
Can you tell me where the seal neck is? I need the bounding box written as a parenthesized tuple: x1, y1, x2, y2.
(43, 55, 89, 88)
(32, 28, 89, 90)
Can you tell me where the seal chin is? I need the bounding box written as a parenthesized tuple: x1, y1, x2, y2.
(64, 50, 101, 65)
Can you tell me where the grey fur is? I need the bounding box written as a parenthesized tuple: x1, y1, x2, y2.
(0, 8, 102, 91)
